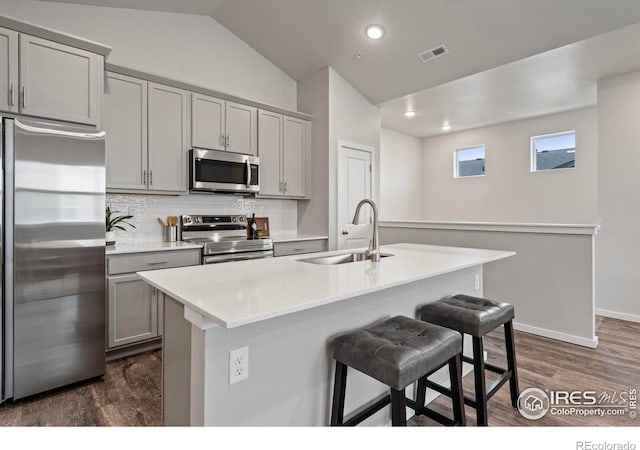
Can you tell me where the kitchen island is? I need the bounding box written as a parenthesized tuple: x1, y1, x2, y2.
(138, 243, 514, 426)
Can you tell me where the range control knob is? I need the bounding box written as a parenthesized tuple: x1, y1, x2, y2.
(239, 216, 245, 222)
(232, 217, 237, 222)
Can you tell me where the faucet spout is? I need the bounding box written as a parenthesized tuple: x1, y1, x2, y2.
(351, 198, 380, 262)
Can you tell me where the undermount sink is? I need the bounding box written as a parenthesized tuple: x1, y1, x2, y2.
(300, 252, 393, 265)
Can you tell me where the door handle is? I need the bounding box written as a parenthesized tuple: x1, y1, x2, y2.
(246, 160, 251, 187)
(226, 135, 231, 148)
(143, 170, 147, 185)
(21, 86, 26, 108)
(150, 170, 153, 185)
(342, 230, 349, 235)
(9, 84, 15, 106)
(220, 135, 225, 147)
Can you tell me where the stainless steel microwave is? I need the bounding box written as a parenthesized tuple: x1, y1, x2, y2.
(189, 149, 260, 194)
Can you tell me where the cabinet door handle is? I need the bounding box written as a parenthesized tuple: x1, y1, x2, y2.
(220, 135, 225, 147)
(226, 135, 230, 148)
(21, 86, 26, 108)
(9, 84, 15, 106)
(283, 181, 287, 192)
(150, 170, 153, 185)
(143, 170, 147, 185)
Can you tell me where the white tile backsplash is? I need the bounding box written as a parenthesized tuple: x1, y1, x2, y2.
(106, 193, 298, 244)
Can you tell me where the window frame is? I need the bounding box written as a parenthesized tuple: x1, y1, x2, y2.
(530, 130, 576, 173)
(453, 144, 486, 179)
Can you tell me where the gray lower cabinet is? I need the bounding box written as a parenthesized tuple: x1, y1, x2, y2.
(107, 274, 159, 348)
(106, 249, 200, 356)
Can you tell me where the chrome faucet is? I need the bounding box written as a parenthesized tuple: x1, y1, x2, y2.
(351, 199, 380, 262)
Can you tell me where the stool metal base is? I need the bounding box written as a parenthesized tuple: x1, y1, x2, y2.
(330, 354, 466, 427)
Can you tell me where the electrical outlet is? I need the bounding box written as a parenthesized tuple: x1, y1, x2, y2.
(229, 346, 249, 385)
(474, 274, 480, 291)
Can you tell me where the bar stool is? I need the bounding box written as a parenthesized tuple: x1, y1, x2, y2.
(330, 315, 466, 426)
(419, 294, 519, 426)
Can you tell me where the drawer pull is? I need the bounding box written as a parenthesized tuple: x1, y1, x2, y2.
(293, 248, 305, 252)
(148, 261, 169, 266)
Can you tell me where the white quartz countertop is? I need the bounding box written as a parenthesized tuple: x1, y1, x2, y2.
(270, 234, 328, 243)
(137, 243, 515, 329)
(106, 241, 203, 255)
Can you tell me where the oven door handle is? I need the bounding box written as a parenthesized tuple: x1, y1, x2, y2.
(203, 250, 272, 264)
(245, 159, 252, 187)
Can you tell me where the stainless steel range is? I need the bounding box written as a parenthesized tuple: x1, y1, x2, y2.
(180, 215, 273, 264)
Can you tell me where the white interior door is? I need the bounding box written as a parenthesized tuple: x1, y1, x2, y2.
(337, 143, 373, 250)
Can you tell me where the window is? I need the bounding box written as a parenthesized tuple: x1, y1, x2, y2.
(454, 145, 485, 178)
(531, 131, 575, 172)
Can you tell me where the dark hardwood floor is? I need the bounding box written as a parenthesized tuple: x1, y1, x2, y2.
(411, 316, 640, 426)
(0, 316, 638, 426)
(0, 349, 162, 426)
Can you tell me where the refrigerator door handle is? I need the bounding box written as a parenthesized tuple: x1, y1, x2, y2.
(15, 119, 106, 140)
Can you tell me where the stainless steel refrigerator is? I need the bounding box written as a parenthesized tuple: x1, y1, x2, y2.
(1, 116, 106, 403)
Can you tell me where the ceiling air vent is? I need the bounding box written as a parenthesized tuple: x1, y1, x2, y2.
(417, 44, 449, 63)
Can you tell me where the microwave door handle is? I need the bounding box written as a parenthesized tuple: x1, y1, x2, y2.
(246, 159, 251, 187)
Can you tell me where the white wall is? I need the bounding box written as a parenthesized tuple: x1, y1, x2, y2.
(328, 68, 381, 249)
(106, 193, 298, 244)
(420, 107, 598, 223)
(0, 0, 297, 109)
(380, 128, 423, 220)
(297, 67, 381, 249)
(596, 70, 640, 322)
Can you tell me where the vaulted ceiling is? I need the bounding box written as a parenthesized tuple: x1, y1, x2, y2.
(35, 0, 640, 136)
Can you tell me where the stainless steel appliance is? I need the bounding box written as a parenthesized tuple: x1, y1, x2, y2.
(1, 117, 106, 403)
(189, 149, 260, 194)
(181, 215, 273, 264)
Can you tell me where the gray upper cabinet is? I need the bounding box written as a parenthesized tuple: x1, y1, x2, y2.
(104, 72, 148, 191)
(19, 34, 102, 126)
(148, 82, 189, 192)
(191, 93, 225, 151)
(104, 73, 188, 194)
(257, 109, 310, 199)
(0, 26, 18, 114)
(257, 110, 283, 196)
(226, 101, 257, 155)
(0, 28, 101, 125)
(191, 94, 257, 155)
(283, 116, 307, 197)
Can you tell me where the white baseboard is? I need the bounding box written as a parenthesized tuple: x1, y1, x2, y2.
(595, 308, 640, 324)
(513, 321, 598, 349)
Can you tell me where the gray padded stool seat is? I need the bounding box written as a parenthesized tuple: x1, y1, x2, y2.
(420, 294, 519, 426)
(330, 315, 466, 427)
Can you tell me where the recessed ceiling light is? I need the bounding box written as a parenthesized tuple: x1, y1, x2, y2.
(365, 24, 385, 40)
(404, 110, 416, 118)
(442, 124, 451, 131)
